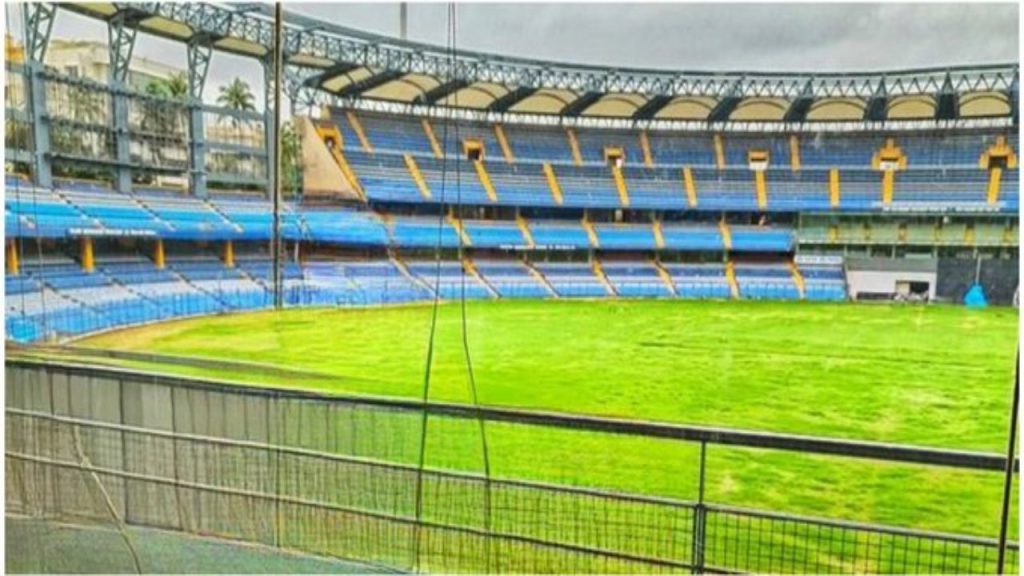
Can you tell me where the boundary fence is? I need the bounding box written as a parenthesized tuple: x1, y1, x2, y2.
(5, 358, 1019, 574)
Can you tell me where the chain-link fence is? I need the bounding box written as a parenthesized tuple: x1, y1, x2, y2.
(5, 359, 1018, 574)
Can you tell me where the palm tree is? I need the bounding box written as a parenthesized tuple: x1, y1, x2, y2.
(216, 77, 257, 153)
(165, 73, 188, 101)
(217, 78, 256, 126)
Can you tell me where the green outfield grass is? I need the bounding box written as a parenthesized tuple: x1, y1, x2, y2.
(72, 299, 1019, 543)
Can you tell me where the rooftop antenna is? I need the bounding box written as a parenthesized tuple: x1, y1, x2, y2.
(399, 2, 407, 40)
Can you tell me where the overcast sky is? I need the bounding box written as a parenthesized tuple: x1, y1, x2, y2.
(10, 2, 1020, 109)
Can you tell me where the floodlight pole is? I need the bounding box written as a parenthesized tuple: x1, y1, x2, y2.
(996, 348, 1019, 574)
(271, 1, 284, 309)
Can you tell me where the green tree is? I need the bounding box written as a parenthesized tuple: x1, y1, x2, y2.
(217, 77, 256, 126)
(280, 120, 303, 196)
(164, 73, 189, 101)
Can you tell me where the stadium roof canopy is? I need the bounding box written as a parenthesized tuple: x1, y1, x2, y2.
(62, 2, 1019, 123)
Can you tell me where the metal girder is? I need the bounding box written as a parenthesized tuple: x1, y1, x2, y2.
(108, 11, 140, 84)
(264, 55, 277, 200)
(187, 40, 213, 100)
(108, 10, 139, 194)
(23, 3, 56, 63)
(864, 79, 888, 122)
(22, 3, 56, 188)
(187, 40, 212, 198)
(561, 91, 603, 116)
(632, 94, 673, 121)
(488, 86, 537, 113)
(334, 69, 404, 98)
(415, 79, 469, 105)
(783, 80, 815, 123)
(1009, 73, 1019, 126)
(935, 73, 958, 121)
(55, 2, 1014, 102)
(303, 62, 361, 88)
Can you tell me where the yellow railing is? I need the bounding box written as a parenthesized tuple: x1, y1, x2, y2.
(422, 119, 443, 159)
(612, 165, 630, 207)
(494, 124, 514, 164)
(683, 167, 698, 207)
(987, 166, 1003, 204)
(474, 161, 499, 202)
(754, 170, 767, 209)
(639, 131, 654, 167)
(345, 111, 373, 153)
(543, 163, 564, 205)
(829, 168, 841, 208)
(566, 128, 583, 166)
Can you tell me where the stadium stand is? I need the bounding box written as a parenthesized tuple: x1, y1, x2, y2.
(6, 102, 1020, 342)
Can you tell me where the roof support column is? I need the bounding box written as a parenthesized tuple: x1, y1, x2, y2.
(23, 2, 55, 189)
(187, 39, 212, 198)
(263, 55, 277, 201)
(108, 11, 138, 194)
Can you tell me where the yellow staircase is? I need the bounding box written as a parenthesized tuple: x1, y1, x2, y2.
(422, 119, 443, 159)
(725, 260, 740, 299)
(652, 258, 678, 296)
(516, 214, 536, 248)
(463, 257, 499, 298)
(494, 124, 514, 164)
(447, 212, 473, 246)
(345, 111, 373, 152)
(639, 131, 654, 167)
(713, 134, 726, 170)
(611, 165, 630, 207)
(987, 166, 1003, 204)
(592, 259, 617, 296)
(582, 217, 600, 248)
(683, 167, 698, 208)
(566, 128, 583, 166)
(6, 240, 19, 276)
(523, 260, 559, 297)
(873, 138, 905, 206)
(788, 261, 806, 299)
(754, 170, 767, 209)
(829, 168, 841, 208)
(404, 154, 432, 200)
(315, 125, 366, 201)
(881, 169, 895, 205)
(651, 218, 665, 249)
(789, 135, 801, 172)
(542, 163, 564, 205)
(718, 219, 733, 250)
(473, 160, 499, 202)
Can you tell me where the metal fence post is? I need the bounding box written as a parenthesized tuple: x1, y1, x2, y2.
(692, 441, 707, 574)
(996, 349, 1019, 574)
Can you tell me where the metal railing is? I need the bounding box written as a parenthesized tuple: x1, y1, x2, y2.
(4, 359, 1019, 574)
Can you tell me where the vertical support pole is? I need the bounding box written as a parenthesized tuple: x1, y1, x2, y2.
(692, 441, 707, 574)
(23, 3, 55, 188)
(996, 350, 1019, 574)
(7, 239, 20, 276)
(153, 238, 165, 269)
(108, 11, 137, 194)
(270, 2, 283, 310)
(81, 237, 94, 273)
(187, 39, 211, 198)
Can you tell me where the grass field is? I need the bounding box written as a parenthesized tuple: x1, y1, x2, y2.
(72, 299, 1018, 540)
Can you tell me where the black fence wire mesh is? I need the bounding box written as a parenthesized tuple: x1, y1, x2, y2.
(4, 360, 1019, 574)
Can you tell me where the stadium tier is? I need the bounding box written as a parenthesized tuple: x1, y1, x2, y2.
(5, 106, 1021, 342)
